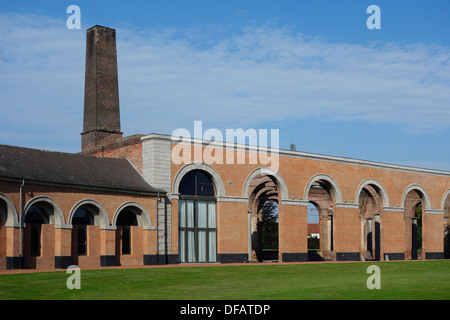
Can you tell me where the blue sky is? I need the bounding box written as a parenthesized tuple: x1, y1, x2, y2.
(0, 1, 449, 171)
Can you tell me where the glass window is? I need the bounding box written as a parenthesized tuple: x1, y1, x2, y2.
(179, 170, 215, 197)
(178, 170, 217, 263)
(77, 225, 87, 255)
(25, 205, 46, 257)
(178, 198, 217, 263)
(30, 224, 41, 257)
(122, 226, 131, 255)
(72, 207, 95, 256)
(0, 200, 7, 224)
(116, 209, 138, 256)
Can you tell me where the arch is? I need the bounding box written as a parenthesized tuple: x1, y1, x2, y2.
(0, 193, 19, 227)
(243, 167, 289, 200)
(23, 196, 65, 228)
(177, 168, 218, 263)
(355, 179, 390, 208)
(173, 162, 225, 197)
(303, 174, 342, 204)
(401, 184, 432, 210)
(68, 199, 110, 229)
(441, 188, 450, 211)
(112, 201, 152, 230)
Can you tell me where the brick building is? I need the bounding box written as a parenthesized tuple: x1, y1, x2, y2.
(0, 25, 449, 270)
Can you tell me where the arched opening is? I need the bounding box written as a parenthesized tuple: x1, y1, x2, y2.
(306, 181, 336, 261)
(0, 199, 7, 224)
(72, 207, 93, 256)
(0, 199, 6, 267)
(413, 203, 423, 259)
(358, 184, 383, 261)
(112, 202, 152, 266)
(260, 199, 279, 262)
(24, 202, 52, 258)
(307, 202, 321, 261)
(248, 174, 279, 262)
(70, 202, 106, 261)
(403, 189, 425, 260)
(116, 209, 138, 256)
(178, 169, 217, 263)
(444, 193, 450, 259)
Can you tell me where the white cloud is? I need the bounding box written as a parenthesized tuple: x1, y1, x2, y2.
(116, 24, 450, 135)
(0, 14, 449, 152)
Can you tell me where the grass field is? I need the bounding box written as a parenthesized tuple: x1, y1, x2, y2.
(0, 260, 449, 300)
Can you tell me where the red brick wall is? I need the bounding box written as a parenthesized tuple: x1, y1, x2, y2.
(216, 201, 248, 255)
(170, 142, 450, 261)
(86, 136, 143, 173)
(0, 180, 158, 270)
(279, 204, 307, 257)
(0, 223, 5, 269)
(117, 225, 143, 266)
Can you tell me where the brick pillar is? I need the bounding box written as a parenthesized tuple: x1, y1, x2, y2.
(334, 205, 361, 261)
(100, 228, 117, 266)
(54, 227, 72, 269)
(279, 202, 308, 262)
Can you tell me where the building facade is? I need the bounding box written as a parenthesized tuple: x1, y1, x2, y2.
(0, 25, 449, 270)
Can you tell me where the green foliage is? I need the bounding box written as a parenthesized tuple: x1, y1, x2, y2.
(415, 204, 422, 250)
(261, 200, 278, 250)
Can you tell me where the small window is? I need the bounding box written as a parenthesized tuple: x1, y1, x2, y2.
(116, 209, 138, 256)
(25, 205, 46, 257)
(0, 200, 7, 224)
(72, 207, 95, 256)
(122, 226, 131, 255)
(77, 225, 87, 255)
(30, 224, 41, 257)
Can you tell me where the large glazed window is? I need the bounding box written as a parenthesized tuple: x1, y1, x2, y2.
(178, 170, 216, 263)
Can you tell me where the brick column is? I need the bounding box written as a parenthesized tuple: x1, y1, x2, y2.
(100, 227, 117, 266)
(279, 201, 308, 262)
(334, 204, 361, 261)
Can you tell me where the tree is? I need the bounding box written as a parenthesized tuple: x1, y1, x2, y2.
(414, 203, 422, 250)
(261, 200, 278, 250)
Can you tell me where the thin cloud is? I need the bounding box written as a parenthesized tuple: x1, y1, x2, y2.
(116, 24, 450, 134)
(0, 13, 449, 153)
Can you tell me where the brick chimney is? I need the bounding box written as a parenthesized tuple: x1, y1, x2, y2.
(81, 25, 123, 154)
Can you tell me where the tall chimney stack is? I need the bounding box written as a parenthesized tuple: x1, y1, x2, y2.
(81, 25, 122, 153)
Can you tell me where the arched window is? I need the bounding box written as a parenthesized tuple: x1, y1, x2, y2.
(178, 170, 217, 263)
(24, 205, 48, 257)
(179, 170, 215, 197)
(116, 209, 139, 255)
(0, 199, 8, 224)
(72, 207, 95, 256)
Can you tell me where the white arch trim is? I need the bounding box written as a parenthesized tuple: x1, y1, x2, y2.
(303, 173, 343, 204)
(243, 167, 289, 200)
(441, 188, 450, 212)
(68, 199, 110, 229)
(172, 162, 226, 197)
(354, 179, 390, 208)
(401, 184, 432, 211)
(112, 201, 153, 230)
(0, 193, 19, 227)
(23, 196, 67, 228)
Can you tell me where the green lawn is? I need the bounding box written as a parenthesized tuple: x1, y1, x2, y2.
(0, 260, 449, 300)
